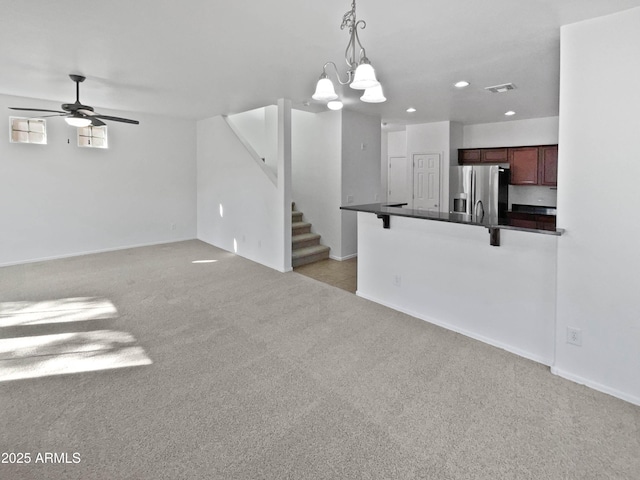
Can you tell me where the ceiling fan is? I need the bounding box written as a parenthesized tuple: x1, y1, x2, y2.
(9, 74, 139, 127)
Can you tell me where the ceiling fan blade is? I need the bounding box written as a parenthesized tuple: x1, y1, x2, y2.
(91, 114, 139, 125)
(90, 118, 106, 127)
(9, 107, 67, 114)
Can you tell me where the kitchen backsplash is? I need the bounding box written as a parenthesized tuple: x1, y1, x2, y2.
(508, 185, 557, 208)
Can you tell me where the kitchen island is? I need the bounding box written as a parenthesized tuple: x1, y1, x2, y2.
(342, 203, 560, 366)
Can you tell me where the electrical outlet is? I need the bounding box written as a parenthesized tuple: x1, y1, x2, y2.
(347, 195, 354, 204)
(392, 275, 402, 287)
(567, 327, 582, 346)
(170, 223, 176, 231)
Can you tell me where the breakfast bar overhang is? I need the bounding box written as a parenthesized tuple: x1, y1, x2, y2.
(341, 203, 563, 246)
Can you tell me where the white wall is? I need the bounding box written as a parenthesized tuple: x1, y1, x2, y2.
(357, 212, 558, 365)
(554, 7, 640, 405)
(197, 110, 289, 272)
(291, 109, 342, 257)
(340, 110, 381, 259)
(0, 93, 196, 266)
(226, 106, 278, 175)
(406, 121, 451, 162)
(463, 117, 559, 148)
(387, 130, 407, 157)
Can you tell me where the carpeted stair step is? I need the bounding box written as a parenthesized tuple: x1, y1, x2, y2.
(292, 245, 330, 267)
(292, 221, 312, 235)
(292, 232, 321, 249)
(292, 211, 303, 222)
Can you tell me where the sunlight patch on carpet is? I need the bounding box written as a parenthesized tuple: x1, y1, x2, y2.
(0, 330, 152, 382)
(0, 297, 118, 327)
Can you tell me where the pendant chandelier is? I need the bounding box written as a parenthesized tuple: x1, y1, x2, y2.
(312, 0, 386, 109)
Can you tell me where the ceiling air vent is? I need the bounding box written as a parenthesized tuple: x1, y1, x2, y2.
(485, 83, 517, 93)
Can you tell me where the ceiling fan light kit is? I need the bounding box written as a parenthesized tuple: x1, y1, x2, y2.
(65, 113, 92, 128)
(312, 0, 385, 109)
(8, 74, 139, 129)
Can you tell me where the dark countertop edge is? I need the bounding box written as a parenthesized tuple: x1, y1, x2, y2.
(341, 203, 564, 236)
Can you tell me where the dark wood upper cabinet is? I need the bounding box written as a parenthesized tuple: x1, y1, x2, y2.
(481, 148, 508, 163)
(459, 149, 481, 163)
(539, 145, 558, 186)
(459, 148, 508, 164)
(509, 147, 540, 185)
(459, 144, 559, 186)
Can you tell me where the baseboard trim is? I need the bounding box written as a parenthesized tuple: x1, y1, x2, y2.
(330, 253, 357, 261)
(356, 290, 552, 367)
(0, 237, 196, 268)
(550, 366, 640, 407)
(198, 238, 295, 274)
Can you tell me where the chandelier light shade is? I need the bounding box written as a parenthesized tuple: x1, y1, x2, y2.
(350, 60, 379, 90)
(312, 75, 339, 101)
(360, 84, 386, 103)
(65, 114, 91, 128)
(327, 100, 344, 111)
(311, 0, 386, 108)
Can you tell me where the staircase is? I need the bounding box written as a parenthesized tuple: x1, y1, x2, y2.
(291, 203, 330, 267)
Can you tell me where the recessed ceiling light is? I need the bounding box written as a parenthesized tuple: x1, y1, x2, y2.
(505, 111, 516, 116)
(454, 81, 470, 88)
(406, 107, 416, 113)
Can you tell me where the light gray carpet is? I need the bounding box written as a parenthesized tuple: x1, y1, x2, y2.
(0, 240, 638, 479)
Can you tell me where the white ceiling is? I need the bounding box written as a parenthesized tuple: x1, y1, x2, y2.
(1, 0, 640, 126)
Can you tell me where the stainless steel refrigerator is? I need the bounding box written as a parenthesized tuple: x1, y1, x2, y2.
(449, 165, 510, 221)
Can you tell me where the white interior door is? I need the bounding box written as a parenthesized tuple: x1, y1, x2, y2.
(387, 156, 408, 204)
(412, 153, 441, 211)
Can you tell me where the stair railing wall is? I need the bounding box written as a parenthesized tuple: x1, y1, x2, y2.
(222, 115, 277, 186)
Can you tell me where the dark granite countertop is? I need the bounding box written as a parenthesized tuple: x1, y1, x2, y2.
(340, 203, 563, 236)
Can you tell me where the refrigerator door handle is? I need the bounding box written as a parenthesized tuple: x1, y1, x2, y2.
(471, 170, 476, 216)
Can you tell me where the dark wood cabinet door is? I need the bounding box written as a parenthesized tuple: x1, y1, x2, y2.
(510, 147, 539, 185)
(539, 145, 558, 186)
(481, 148, 508, 163)
(459, 149, 481, 164)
